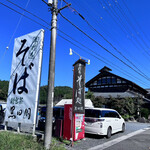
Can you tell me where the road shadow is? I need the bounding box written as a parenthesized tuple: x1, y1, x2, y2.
(85, 133, 105, 139)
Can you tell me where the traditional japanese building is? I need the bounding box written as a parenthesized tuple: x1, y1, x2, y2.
(145, 89, 150, 100)
(85, 66, 148, 99)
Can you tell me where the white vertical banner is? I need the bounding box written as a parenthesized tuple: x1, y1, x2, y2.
(5, 29, 44, 124)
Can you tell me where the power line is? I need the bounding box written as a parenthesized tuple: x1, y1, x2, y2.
(59, 12, 150, 82)
(0, 0, 31, 66)
(68, 8, 150, 80)
(1, 1, 150, 87)
(103, 0, 150, 59)
(8, 0, 149, 76)
(98, 0, 150, 63)
(60, 13, 150, 80)
(122, 0, 150, 44)
(58, 33, 150, 87)
(0, 2, 50, 31)
(57, 30, 150, 87)
(111, 0, 150, 57)
(6, 0, 50, 26)
(71, 0, 150, 74)
(7, 0, 150, 75)
(7, 0, 31, 49)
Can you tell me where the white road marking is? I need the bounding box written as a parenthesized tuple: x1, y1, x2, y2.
(88, 128, 150, 150)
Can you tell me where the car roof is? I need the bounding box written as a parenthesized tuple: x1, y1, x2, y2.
(85, 107, 116, 111)
(40, 106, 64, 112)
(53, 106, 64, 109)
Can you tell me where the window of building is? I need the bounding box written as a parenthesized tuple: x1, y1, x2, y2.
(102, 77, 107, 84)
(107, 77, 111, 84)
(112, 77, 117, 84)
(122, 80, 126, 83)
(93, 81, 97, 85)
(117, 78, 121, 84)
(98, 79, 101, 85)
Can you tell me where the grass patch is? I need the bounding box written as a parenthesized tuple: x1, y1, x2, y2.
(0, 131, 66, 150)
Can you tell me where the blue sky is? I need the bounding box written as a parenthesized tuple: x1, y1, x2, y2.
(0, 0, 150, 89)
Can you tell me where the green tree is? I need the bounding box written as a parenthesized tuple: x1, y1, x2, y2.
(39, 86, 73, 104)
(39, 85, 48, 104)
(141, 108, 150, 119)
(85, 91, 95, 100)
(0, 80, 9, 101)
(92, 96, 106, 108)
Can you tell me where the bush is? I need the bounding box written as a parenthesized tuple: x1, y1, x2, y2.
(122, 114, 130, 121)
(141, 108, 150, 119)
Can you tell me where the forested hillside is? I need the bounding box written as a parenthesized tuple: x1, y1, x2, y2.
(0, 80, 72, 104)
(39, 86, 73, 104)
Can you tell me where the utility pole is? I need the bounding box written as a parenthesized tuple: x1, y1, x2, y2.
(44, 0, 58, 149)
(43, 0, 71, 148)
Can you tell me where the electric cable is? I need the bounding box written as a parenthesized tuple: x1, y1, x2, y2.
(0, 2, 50, 31)
(6, 0, 31, 49)
(8, 0, 150, 75)
(58, 33, 150, 87)
(122, 0, 150, 44)
(71, 0, 150, 74)
(0, 0, 31, 65)
(98, 0, 150, 62)
(60, 12, 150, 82)
(1, 1, 150, 87)
(109, 0, 150, 57)
(6, 0, 50, 26)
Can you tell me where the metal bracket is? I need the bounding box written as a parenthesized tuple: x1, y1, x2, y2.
(42, 0, 52, 6)
(58, 3, 71, 13)
(42, 0, 71, 15)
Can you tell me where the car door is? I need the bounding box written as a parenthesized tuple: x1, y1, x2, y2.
(113, 111, 122, 131)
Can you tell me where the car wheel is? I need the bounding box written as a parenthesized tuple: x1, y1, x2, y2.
(122, 123, 125, 132)
(106, 127, 112, 139)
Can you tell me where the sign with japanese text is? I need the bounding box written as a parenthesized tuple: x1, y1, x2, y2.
(72, 59, 86, 113)
(5, 29, 44, 124)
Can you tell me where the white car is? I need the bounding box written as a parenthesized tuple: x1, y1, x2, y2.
(85, 108, 125, 138)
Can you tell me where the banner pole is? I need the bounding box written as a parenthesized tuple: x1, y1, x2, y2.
(32, 30, 44, 136)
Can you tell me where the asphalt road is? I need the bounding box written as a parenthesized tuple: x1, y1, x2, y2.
(67, 122, 150, 150)
(104, 129, 150, 150)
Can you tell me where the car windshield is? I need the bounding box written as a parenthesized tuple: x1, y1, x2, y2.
(85, 109, 101, 118)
